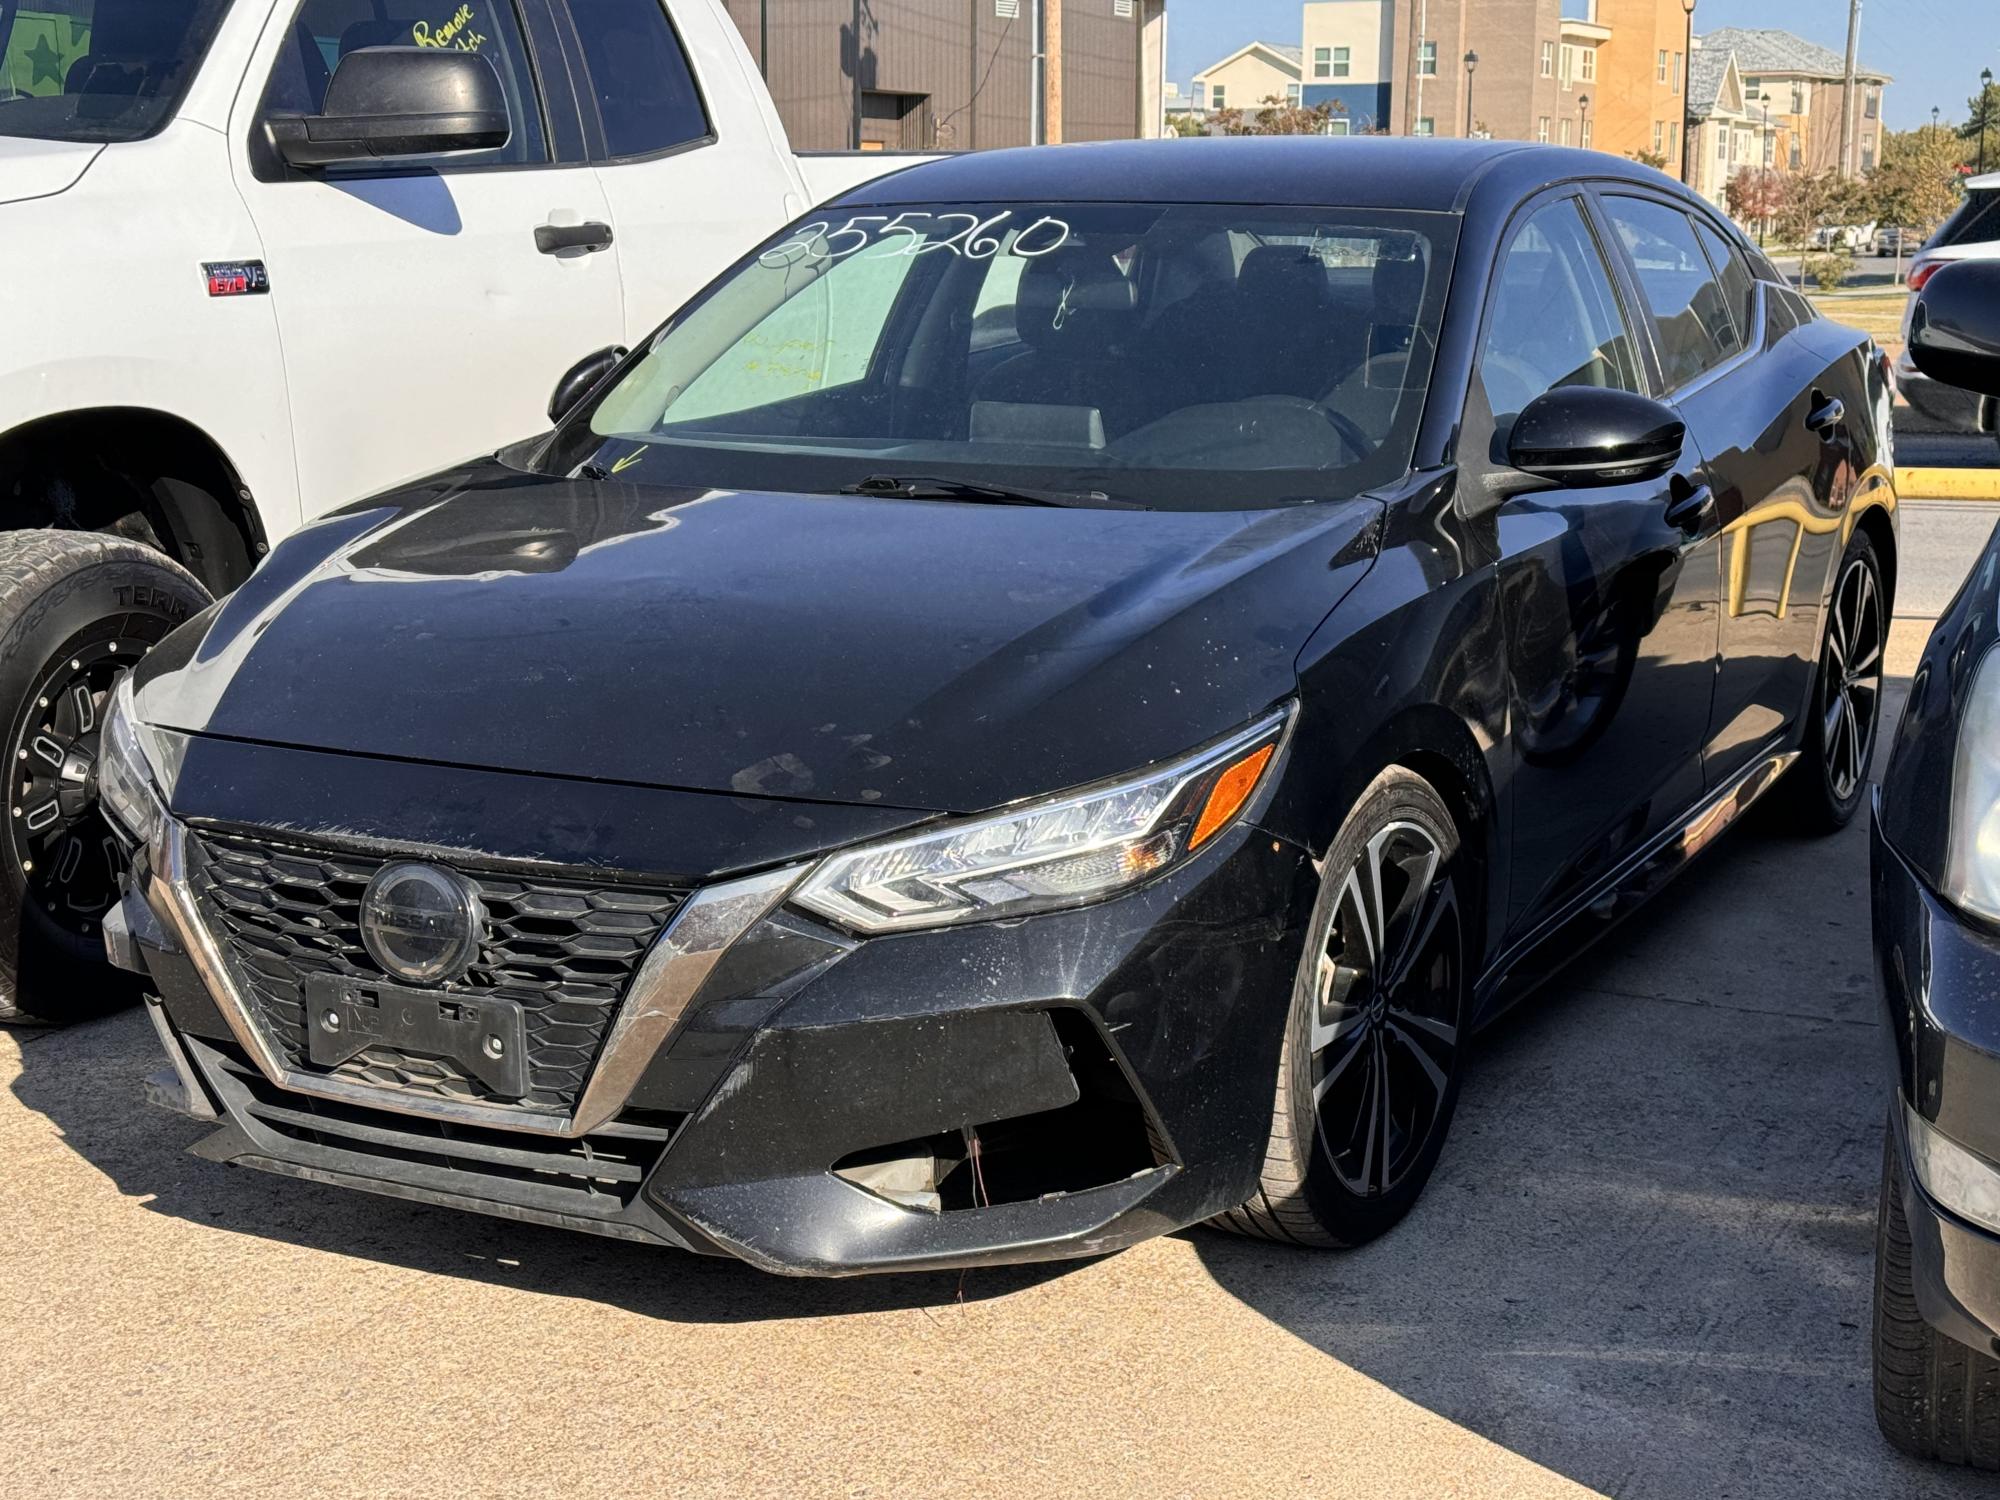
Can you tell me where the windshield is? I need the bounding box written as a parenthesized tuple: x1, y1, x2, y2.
(1933, 187, 2000, 252)
(559, 201, 1456, 511)
(0, 0, 230, 143)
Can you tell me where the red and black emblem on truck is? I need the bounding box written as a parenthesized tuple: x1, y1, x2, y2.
(201, 261, 270, 297)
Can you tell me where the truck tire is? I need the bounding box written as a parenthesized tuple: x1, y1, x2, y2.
(0, 531, 209, 1026)
(1874, 1130, 2000, 1468)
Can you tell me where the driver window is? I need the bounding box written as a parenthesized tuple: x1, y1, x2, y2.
(260, 0, 548, 168)
(1478, 198, 1644, 425)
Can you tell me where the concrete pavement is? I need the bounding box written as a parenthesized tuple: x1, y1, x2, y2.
(0, 503, 1993, 1500)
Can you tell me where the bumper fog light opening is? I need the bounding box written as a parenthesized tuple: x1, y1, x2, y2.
(1907, 1101, 2000, 1238)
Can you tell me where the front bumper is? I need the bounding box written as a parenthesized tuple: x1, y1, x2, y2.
(1871, 805, 2000, 1346)
(124, 792, 1314, 1275)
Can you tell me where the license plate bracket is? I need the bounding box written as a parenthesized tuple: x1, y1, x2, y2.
(303, 975, 527, 1097)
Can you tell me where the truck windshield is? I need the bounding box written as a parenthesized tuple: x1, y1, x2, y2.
(0, 0, 230, 143)
(562, 201, 1456, 512)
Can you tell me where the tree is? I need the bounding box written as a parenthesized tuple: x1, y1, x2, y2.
(1211, 94, 1350, 137)
(1961, 82, 2000, 175)
(1775, 169, 1868, 248)
(1726, 166, 1788, 235)
(1870, 126, 1965, 232)
(1168, 113, 1207, 138)
(1628, 149, 1669, 171)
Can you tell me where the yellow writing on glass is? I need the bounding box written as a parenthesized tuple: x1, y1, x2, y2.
(411, 3, 487, 51)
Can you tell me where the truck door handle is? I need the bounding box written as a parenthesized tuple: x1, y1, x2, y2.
(1665, 476, 1715, 532)
(535, 221, 614, 256)
(1806, 394, 1845, 436)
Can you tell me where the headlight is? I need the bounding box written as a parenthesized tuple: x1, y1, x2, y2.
(793, 707, 1292, 934)
(1946, 644, 2000, 921)
(98, 674, 175, 851)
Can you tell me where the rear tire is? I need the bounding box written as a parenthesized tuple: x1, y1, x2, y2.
(1776, 530, 1886, 835)
(1214, 767, 1469, 1249)
(1874, 1128, 2000, 1469)
(0, 531, 209, 1027)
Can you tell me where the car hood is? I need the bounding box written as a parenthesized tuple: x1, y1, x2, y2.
(136, 465, 1381, 814)
(0, 136, 100, 204)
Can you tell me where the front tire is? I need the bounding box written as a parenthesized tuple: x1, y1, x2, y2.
(1215, 767, 1469, 1248)
(1874, 1129, 2000, 1468)
(1777, 530, 1886, 835)
(0, 531, 209, 1026)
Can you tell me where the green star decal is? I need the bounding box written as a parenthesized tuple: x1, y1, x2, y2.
(25, 34, 65, 89)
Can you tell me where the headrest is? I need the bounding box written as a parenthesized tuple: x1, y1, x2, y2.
(339, 19, 418, 56)
(1373, 252, 1427, 321)
(1013, 247, 1140, 352)
(1237, 246, 1329, 311)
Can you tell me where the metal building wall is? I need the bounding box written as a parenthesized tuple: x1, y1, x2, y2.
(1060, 0, 1141, 141)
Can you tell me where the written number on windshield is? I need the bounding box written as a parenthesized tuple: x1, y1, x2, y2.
(758, 212, 1074, 270)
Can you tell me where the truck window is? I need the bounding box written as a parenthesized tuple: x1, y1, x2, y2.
(260, 0, 549, 167)
(563, 0, 707, 159)
(0, 0, 231, 142)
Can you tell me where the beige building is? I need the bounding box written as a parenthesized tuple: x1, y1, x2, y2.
(1192, 40, 1303, 115)
(1696, 28, 1890, 178)
(1590, 0, 1694, 173)
(1685, 46, 1779, 208)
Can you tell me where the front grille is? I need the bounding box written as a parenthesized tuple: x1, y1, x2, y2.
(187, 828, 688, 1113)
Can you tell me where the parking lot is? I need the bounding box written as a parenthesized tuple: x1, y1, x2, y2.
(0, 500, 1987, 1500)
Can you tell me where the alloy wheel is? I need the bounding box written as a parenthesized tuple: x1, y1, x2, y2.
(1823, 553, 1884, 804)
(1310, 820, 1463, 1198)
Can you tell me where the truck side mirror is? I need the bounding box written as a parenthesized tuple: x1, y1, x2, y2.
(549, 346, 627, 425)
(1909, 260, 2000, 399)
(266, 48, 510, 169)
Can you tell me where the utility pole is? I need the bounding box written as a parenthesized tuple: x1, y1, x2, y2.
(1030, 0, 1043, 144)
(1045, 0, 1063, 145)
(1839, 0, 1861, 177)
(1411, 0, 1428, 135)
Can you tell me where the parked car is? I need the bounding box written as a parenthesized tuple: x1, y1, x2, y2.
(0, 0, 915, 1028)
(1871, 257, 2000, 1471)
(1877, 226, 1919, 258)
(111, 139, 1896, 1273)
(1897, 172, 2000, 442)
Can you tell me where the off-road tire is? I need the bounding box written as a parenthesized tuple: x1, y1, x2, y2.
(1214, 767, 1469, 1249)
(1875, 1127, 2000, 1467)
(0, 530, 208, 1026)
(1776, 529, 1886, 835)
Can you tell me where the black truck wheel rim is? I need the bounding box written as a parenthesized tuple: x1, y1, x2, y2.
(1310, 820, 1463, 1198)
(6, 618, 165, 944)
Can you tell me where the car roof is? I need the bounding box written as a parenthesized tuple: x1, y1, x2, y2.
(834, 137, 1665, 213)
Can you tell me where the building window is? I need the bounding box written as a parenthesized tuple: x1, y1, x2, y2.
(1654, 121, 1664, 153)
(1582, 119, 1593, 148)
(1866, 86, 1880, 120)
(1415, 116, 1436, 136)
(1560, 118, 1572, 146)
(1863, 142, 1876, 171)
(1718, 130, 1729, 162)
(1326, 118, 1351, 136)
(1560, 44, 1574, 88)
(1673, 52, 1683, 95)
(1418, 42, 1437, 77)
(1764, 133, 1775, 166)
(1581, 47, 1596, 83)
(1210, 84, 1225, 109)
(1657, 49, 1668, 84)
(1313, 46, 1330, 78)
(1287, 82, 1301, 106)
(1744, 76, 1761, 98)
(1790, 139, 1801, 168)
(1668, 122, 1679, 159)
(1541, 42, 1554, 78)
(1792, 83, 1806, 113)
(1333, 46, 1350, 78)
(1538, 116, 1551, 142)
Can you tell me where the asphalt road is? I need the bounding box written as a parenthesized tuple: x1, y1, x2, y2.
(1, 504, 1995, 1500)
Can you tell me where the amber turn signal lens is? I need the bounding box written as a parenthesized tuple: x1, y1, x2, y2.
(1188, 744, 1277, 852)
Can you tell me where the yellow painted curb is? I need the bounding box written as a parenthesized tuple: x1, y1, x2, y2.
(1896, 467, 2000, 500)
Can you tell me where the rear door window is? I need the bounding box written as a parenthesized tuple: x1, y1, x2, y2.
(561, 0, 707, 159)
(1603, 196, 1742, 387)
(1695, 220, 1760, 350)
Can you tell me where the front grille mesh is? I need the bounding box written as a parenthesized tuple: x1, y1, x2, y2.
(187, 828, 687, 1113)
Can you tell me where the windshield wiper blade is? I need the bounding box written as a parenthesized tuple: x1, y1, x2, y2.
(839, 474, 1141, 509)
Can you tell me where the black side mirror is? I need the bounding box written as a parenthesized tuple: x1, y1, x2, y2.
(266, 48, 510, 168)
(1909, 260, 2000, 399)
(549, 345, 627, 425)
(1508, 386, 1686, 486)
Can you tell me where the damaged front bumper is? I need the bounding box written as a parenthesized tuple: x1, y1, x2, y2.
(119, 778, 1313, 1275)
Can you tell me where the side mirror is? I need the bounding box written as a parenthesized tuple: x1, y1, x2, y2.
(1507, 386, 1686, 486)
(266, 48, 510, 168)
(549, 345, 626, 425)
(1909, 260, 2000, 399)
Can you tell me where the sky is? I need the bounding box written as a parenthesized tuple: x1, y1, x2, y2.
(1165, 0, 2000, 132)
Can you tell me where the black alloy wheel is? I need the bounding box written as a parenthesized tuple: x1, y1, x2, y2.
(0, 531, 209, 1025)
(1778, 531, 1886, 835)
(1217, 766, 1470, 1248)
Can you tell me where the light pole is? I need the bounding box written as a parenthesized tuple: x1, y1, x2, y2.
(1680, 0, 1697, 184)
(1464, 50, 1478, 138)
(1579, 93, 1591, 150)
(1983, 68, 1994, 176)
(1755, 92, 1772, 245)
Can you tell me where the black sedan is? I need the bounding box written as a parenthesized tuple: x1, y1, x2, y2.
(1870, 258, 2000, 1469)
(104, 139, 1896, 1273)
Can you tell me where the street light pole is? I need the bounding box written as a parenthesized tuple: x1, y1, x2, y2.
(1982, 68, 1994, 176)
(1680, 0, 1696, 184)
(1464, 50, 1478, 138)
(1579, 92, 1591, 150)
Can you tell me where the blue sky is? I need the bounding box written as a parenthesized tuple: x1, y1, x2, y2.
(1166, 0, 2000, 131)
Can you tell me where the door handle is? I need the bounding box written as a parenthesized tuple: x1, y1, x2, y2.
(1805, 394, 1846, 436)
(1664, 476, 1715, 532)
(535, 221, 614, 256)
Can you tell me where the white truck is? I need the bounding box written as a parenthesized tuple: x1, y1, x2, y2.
(0, 0, 908, 1022)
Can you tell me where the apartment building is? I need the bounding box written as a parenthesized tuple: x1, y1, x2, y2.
(1191, 41, 1303, 114)
(1696, 28, 1890, 177)
(1590, 0, 1691, 173)
(1299, 1, 1394, 132)
(1685, 44, 1778, 207)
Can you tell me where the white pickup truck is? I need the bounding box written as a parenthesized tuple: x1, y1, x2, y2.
(0, 0, 907, 1022)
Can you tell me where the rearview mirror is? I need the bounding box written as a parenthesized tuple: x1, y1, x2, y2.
(549, 345, 627, 425)
(266, 48, 510, 168)
(1909, 260, 2000, 399)
(1507, 387, 1686, 486)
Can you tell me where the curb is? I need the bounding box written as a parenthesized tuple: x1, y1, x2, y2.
(1896, 467, 2000, 500)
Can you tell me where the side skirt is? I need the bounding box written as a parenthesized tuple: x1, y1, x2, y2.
(1470, 743, 1797, 1029)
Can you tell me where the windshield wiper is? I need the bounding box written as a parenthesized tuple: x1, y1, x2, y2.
(839, 474, 1142, 509)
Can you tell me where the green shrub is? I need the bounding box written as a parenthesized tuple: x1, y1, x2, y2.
(1804, 253, 1850, 292)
